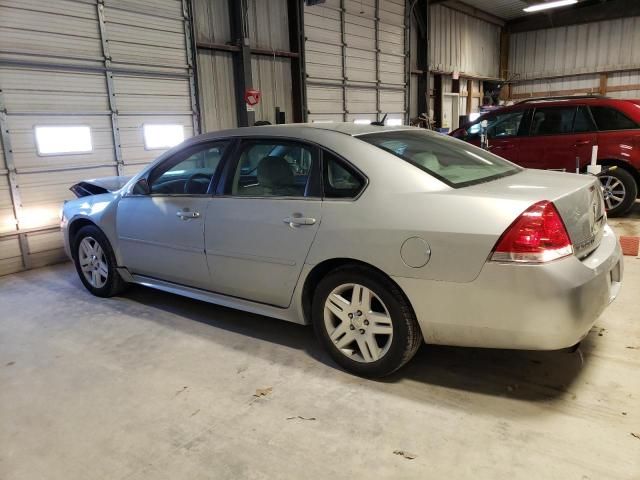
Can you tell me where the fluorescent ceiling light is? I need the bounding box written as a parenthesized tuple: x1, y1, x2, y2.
(35, 126, 92, 155)
(523, 0, 577, 13)
(311, 120, 334, 123)
(143, 124, 185, 149)
(385, 118, 403, 126)
(354, 119, 372, 125)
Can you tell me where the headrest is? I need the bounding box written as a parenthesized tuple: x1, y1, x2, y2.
(257, 156, 294, 187)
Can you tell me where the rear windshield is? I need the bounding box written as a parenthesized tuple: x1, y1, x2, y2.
(359, 129, 521, 188)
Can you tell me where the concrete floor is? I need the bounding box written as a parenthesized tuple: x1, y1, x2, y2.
(1, 240, 640, 479)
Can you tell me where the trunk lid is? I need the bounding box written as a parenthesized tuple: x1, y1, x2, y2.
(462, 169, 606, 259)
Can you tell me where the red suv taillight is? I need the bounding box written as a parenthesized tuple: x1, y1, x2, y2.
(491, 201, 573, 263)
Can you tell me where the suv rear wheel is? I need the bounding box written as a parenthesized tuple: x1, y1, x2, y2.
(599, 167, 637, 217)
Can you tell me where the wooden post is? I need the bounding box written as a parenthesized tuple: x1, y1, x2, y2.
(599, 73, 608, 95)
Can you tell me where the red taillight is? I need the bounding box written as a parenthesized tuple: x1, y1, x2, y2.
(491, 201, 573, 263)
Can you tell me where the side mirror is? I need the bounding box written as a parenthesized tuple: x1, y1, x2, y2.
(132, 178, 150, 195)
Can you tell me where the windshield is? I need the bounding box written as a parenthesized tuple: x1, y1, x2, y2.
(359, 129, 522, 188)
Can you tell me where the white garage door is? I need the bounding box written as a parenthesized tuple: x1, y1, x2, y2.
(0, 0, 197, 275)
(304, 0, 407, 125)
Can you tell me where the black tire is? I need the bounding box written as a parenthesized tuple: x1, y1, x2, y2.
(600, 167, 637, 217)
(312, 265, 422, 378)
(72, 225, 127, 297)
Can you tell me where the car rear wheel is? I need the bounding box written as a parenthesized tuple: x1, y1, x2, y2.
(599, 168, 637, 217)
(312, 266, 422, 377)
(72, 225, 127, 297)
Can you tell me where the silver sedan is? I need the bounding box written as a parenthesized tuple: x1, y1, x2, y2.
(61, 123, 623, 377)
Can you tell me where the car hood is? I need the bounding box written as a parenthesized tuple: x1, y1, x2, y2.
(70, 176, 133, 197)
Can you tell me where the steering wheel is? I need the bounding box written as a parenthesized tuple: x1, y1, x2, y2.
(184, 172, 212, 194)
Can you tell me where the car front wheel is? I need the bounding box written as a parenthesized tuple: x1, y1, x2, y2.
(599, 168, 637, 217)
(312, 266, 422, 377)
(72, 225, 127, 297)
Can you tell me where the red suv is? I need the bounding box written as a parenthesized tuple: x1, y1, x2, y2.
(451, 96, 640, 216)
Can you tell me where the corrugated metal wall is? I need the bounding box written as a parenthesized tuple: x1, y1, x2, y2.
(429, 4, 500, 79)
(509, 16, 640, 100)
(0, 0, 196, 276)
(304, 0, 407, 124)
(409, 4, 493, 122)
(193, 0, 295, 130)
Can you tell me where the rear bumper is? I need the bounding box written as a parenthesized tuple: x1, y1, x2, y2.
(394, 224, 623, 350)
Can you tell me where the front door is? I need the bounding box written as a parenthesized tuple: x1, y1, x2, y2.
(465, 109, 528, 163)
(117, 140, 229, 289)
(204, 139, 322, 307)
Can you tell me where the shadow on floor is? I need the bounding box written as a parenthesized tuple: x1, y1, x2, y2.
(101, 279, 593, 404)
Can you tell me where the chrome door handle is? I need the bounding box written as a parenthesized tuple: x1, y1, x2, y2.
(176, 211, 200, 220)
(283, 215, 316, 227)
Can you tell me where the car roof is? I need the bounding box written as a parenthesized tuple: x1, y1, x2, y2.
(190, 122, 416, 142)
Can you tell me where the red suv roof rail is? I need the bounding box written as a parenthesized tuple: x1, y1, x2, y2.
(516, 94, 608, 104)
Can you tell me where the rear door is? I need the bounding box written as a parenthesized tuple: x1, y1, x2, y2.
(518, 105, 597, 171)
(116, 140, 229, 289)
(204, 138, 322, 307)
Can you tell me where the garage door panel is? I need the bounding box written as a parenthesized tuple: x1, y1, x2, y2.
(307, 86, 343, 115)
(104, 0, 183, 20)
(27, 230, 64, 255)
(345, 48, 376, 83)
(105, 7, 184, 33)
(0, 68, 109, 114)
(305, 42, 343, 81)
(2, 0, 96, 19)
(346, 88, 376, 114)
(380, 90, 405, 111)
(0, 4, 102, 60)
(345, 0, 375, 17)
(112, 75, 191, 114)
(0, 237, 23, 276)
(0, 176, 16, 234)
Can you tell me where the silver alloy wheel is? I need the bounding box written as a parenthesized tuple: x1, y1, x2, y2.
(78, 237, 108, 289)
(600, 175, 626, 211)
(323, 283, 393, 363)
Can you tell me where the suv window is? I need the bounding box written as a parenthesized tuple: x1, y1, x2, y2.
(323, 152, 365, 198)
(573, 106, 597, 133)
(231, 140, 317, 197)
(590, 106, 638, 131)
(468, 110, 525, 139)
(148, 141, 228, 195)
(530, 107, 576, 136)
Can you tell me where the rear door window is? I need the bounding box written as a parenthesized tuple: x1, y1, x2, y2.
(322, 152, 365, 198)
(230, 140, 318, 197)
(573, 106, 597, 133)
(530, 107, 576, 136)
(590, 106, 638, 131)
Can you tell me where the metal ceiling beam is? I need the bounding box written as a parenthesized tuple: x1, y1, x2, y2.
(507, 0, 640, 33)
